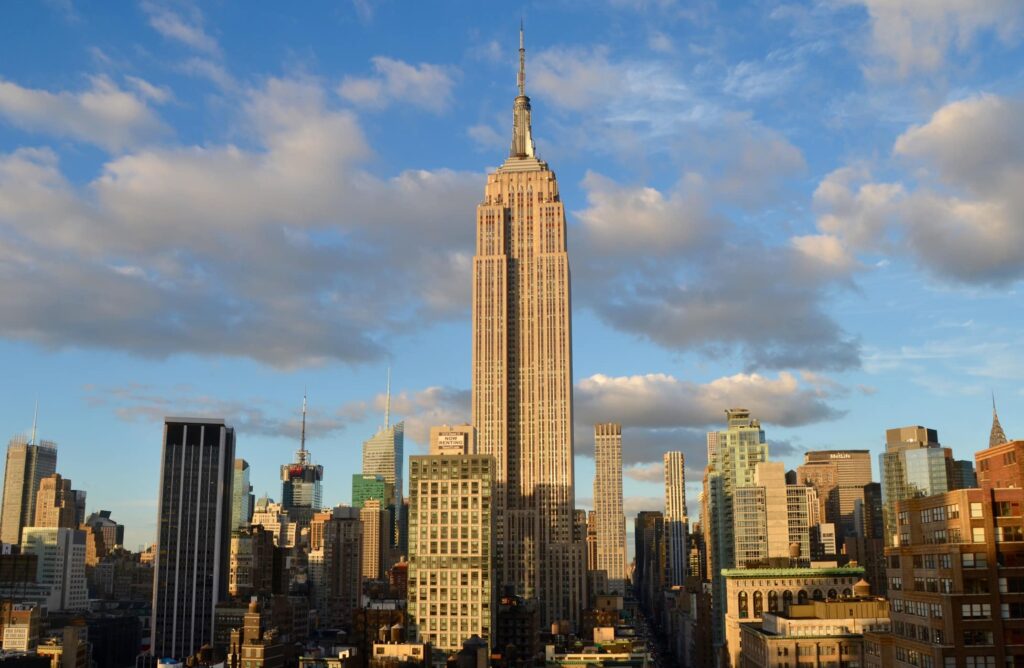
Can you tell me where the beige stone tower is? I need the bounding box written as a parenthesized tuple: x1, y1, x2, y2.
(472, 26, 582, 628)
(593, 424, 626, 595)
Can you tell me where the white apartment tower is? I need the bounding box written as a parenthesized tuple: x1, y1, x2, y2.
(408, 454, 495, 654)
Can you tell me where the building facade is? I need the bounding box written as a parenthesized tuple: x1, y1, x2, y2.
(33, 474, 78, 529)
(879, 426, 953, 547)
(360, 499, 389, 581)
(865, 440, 1024, 668)
(593, 424, 626, 595)
(151, 417, 236, 660)
(704, 409, 769, 649)
(797, 450, 873, 540)
(0, 435, 57, 545)
(723, 565, 865, 668)
(232, 459, 254, 531)
(407, 454, 495, 655)
(739, 597, 890, 668)
(471, 27, 583, 629)
(429, 425, 477, 456)
(664, 451, 688, 587)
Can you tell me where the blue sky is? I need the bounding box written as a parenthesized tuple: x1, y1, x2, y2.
(0, 1, 1022, 550)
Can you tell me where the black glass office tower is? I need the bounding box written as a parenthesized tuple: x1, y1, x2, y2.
(151, 418, 235, 660)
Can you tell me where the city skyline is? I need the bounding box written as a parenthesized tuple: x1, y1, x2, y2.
(0, 2, 1023, 555)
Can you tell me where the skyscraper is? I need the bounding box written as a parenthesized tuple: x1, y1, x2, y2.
(359, 499, 388, 581)
(1, 417, 57, 545)
(232, 459, 253, 531)
(878, 426, 952, 546)
(593, 424, 626, 595)
(33, 474, 78, 529)
(362, 375, 405, 561)
(796, 450, 873, 539)
(281, 395, 323, 530)
(703, 408, 768, 651)
(471, 26, 583, 628)
(151, 417, 235, 660)
(663, 451, 688, 586)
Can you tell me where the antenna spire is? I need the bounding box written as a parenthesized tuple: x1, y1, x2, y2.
(30, 399, 38, 445)
(384, 367, 392, 429)
(300, 391, 307, 461)
(509, 22, 536, 158)
(518, 20, 526, 97)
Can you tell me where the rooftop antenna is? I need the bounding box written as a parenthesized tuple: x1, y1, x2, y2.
(30, 399, 38, 445)
(300, 391, 307, 459)
(518, 19, 525, 97)
(384, 367, 392, 430)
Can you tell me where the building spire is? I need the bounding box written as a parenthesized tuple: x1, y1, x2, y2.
(991, 391, 1009, 448)
(30, 399, 38, 445)
(297, 391, 308, 464)
(384, 367, 391, 430)
(509, 22, 536, 159)
(518, 19, 525, 97)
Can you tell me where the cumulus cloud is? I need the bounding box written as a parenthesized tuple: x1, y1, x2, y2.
(576, 371, 841, 430)
(623, 462, 663, 483)
(842, 0, 1023, 78)
(0, 76, 166, 151)
(814, 95, 1024, 284)
(339, 57, 457, 113)
(575, 171, 715, 257)
(0, 77, 481, 366)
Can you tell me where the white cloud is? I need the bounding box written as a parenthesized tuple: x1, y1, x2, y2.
(0, 76, 482, 366)
(466, 123, 505, 150)
(814, 95, 1024, 284)
(843, 0, 1023, 77)
(0, 76, 166, 151)
(141, 0, 220, 55)
(576, 371, 842, 431)
(573, 173, 859, 371)
(339, 57, 457, 113)
(124, 76, 173, 104)
(576, 171, 714, 257)
(624, 462, 663, 483)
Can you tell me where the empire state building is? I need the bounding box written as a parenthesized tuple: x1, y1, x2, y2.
(472, 27, 584, 628)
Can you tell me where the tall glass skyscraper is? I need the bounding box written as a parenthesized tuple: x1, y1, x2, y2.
(879, 425, 952, 546)
(0, 430, 57, 545)
(152, 417, 235, 660)
(703, 409, 768, 651)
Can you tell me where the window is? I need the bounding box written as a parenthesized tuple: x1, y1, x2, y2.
(738, 591, 748, 618)
(965, 657, 995, 668)
(931, 603, 943, 618)
(963, 552, 988, 568)
(962, 603, 991, 619)
(971, 502, 984, 519)
(973, 527, 986, 543)
(939, 554, 952, 568)
(891, 577, 903, 591)
(963, 630, 994, 646)
(948, 504, 960, 519)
